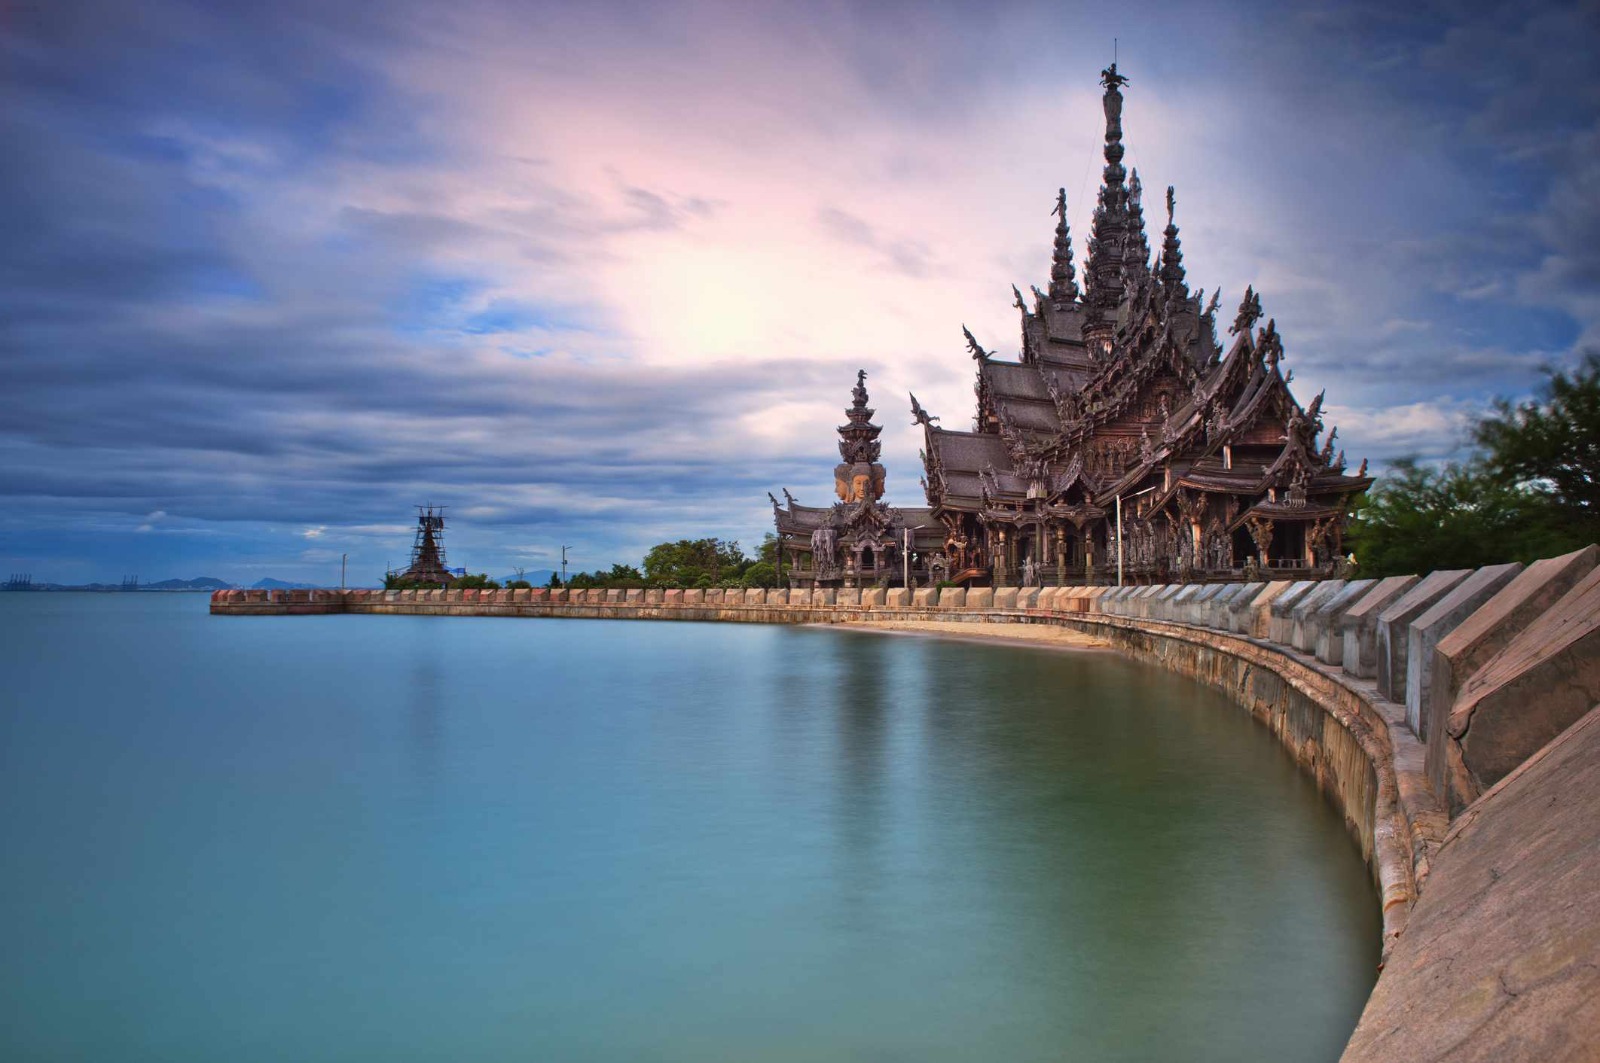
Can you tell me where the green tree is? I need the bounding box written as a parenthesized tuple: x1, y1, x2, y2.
(642, 538, 747, 586)
(1345, 353, 1599, 577)
(756, 532, 779, 567)
(604, 563, 645, 588)
(1346, 460, 1569, 578)
(739, 561, 777, 588)
(1474, 351, 1600, 545)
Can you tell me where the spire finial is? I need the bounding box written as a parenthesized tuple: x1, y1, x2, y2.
(1048, 187, 1079, 302)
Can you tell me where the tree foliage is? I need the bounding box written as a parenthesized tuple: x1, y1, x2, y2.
(642, 538, 749, 586)
(1474, 351, 1600, 541)
(1346, 461, 1570, 578)
(1348, 352, 1599, 577)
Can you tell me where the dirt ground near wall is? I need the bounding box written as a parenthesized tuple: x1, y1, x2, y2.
(834, 619, 1112, 651)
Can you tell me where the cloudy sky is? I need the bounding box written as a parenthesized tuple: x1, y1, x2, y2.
(3, 0, 1596, 584)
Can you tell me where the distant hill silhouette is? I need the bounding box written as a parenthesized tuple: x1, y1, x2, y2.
(251, 577, 327, 590)
(145, 577, 232, 590)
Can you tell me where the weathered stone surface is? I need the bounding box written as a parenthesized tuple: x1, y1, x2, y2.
(663, 589, 683, 606)
(682, 589, 703, 604)
(1405, 563, 1523, 740)
(1425, 547, 1600, 798)
(1307, 579, 1374, 665)
(991, 587, 1018, 610)
(885, 588, 909, 608)
(814, 588, 837, 606)
(859, 588, 884, 608)
(1288, 580, 1346, 651)
(1160, 584, 1199, 622)
(1189, 583, 1231, 624)
(1447, 565, 1600, 806)
(1340, 576, 1418, 678)
(1208, 584, 1254, 629)
(938, 587, 967, 609)
(1342, 705, 1600, 1063)
(1376, 570, 1472, 705)
(1232, 580, 1291, 636)
(912, 588, 937, 608)
(1015, 587, 1041, 610)
(1267, 581, 1320, 644)
(965, 587, 995, 610)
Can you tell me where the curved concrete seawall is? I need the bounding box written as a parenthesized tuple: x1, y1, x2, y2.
(213, 557, 1600, 1062)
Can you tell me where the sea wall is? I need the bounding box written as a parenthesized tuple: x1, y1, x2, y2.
(213, 558, 1600, 1062)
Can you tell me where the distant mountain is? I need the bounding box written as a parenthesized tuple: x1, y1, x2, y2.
(251, 578, 327, 590)
(145, 577, 232, 590)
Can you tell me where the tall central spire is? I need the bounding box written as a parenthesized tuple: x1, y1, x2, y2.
(1083, 63, 1132, 347)
(1048, 187, 1079, 302)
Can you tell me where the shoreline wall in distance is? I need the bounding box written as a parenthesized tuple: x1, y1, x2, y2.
(212, 558, 1600, 1063)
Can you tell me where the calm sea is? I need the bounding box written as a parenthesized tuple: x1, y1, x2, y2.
(0, 594, 1378, 1062)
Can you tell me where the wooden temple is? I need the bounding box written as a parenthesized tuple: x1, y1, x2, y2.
(776, 64, 1370, 588)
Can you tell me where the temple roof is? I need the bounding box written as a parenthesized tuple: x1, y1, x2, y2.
(915, 69, 1371, 525)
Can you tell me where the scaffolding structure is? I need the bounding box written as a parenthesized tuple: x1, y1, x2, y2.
(394, 505, 454, 585)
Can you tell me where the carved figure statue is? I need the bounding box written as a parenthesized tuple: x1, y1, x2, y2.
(811, 526, 838, 579)
(1230, 286, 1263, 336)
(962, 325, 990, 362)
(909, 393, 940, 427)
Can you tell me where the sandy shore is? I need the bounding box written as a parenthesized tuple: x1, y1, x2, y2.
(831, 618, 1111, 651)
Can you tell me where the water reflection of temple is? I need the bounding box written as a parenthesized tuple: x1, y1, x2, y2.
(772, 65, 1371, 589)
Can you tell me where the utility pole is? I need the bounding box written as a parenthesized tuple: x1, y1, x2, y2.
(341, 553, 347, 590)
(561, 545, 571, 587)
(1116, 494, 1124, 588)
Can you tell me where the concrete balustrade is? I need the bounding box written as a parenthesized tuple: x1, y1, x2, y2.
(1339, 576, 1416, 676)
(1403, 563, 1522, 741)
(1290, 579, 1348, 651)
(1308, 579, 1374, 664)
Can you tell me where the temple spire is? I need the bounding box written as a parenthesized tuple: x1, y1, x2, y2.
(1048, 187, 1079, 302)
(1083, 62, 1132, 347)
(1125, 169, 1150, 281)
(835, 369, 885, 502)
(1159, 184, 1187, 303)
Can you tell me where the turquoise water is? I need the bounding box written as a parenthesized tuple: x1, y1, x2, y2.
(0, 594, 1378, 1062)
